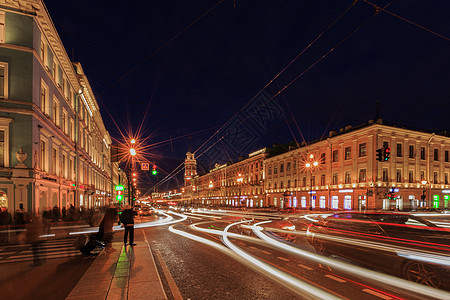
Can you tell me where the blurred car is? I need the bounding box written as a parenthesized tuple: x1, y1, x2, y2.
(138, 206, 152, 216)
(306, 211, 450, 289)
(265, 219, 297, 242)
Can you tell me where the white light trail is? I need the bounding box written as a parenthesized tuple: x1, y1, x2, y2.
(251, 221, 450, 300)
(221, 221, 340, 300)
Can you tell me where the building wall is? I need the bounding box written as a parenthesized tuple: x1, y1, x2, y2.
(0, 1, 115, 213)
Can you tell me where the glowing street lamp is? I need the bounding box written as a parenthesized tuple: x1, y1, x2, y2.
(305, 153, 320, 208)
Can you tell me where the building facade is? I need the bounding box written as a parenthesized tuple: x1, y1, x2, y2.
(0, 0, 115, 213)
(178, 121, 450, 211)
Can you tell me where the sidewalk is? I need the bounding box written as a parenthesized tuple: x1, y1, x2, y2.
(66, 241, 167, 300)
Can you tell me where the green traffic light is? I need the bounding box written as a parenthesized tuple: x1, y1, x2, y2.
(152, 170, 158, 175)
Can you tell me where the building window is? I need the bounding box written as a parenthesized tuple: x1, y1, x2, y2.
(40, 39, 46, 62)
(52, 97, 60, 126)
(359, 169, 366, 182)
(40, 139, 47, 171)
(420, 147, 425, 160)
(382, 168, 388, 182)
(359, 143, 367, 157)
(409, 170, 414, 183)
(52, 148, 57, 175)
(332, 196, 339, 209)
(320, 152, 326, 163)
(434, 172, 438, 183)
(274, 182, 277, 189)
(445, 173, 448, 184)
(268, 167, 272, 175)
(294, 179, 297, 187)
(396, 169, 402, 183)
(287, 162, 291, 172)
(0, 11, 5, 43)
(287, 180, 290, 188)
(280, 181, 283, 189)
(383, 141, 389, 149)
(445, 150, 449, 162)
(409, 145, 414, 159)
(332, 150, 338, 162)
(280, 163, 284, 173)
(52, 59, 57, 78)
(345, 171, 351, 184)
(62, 110, 68, 134)
(0, 130, 4, 167)
(344, 147, 351, 160)
(434, 149, 439, 161)
(69, 119, 74, 141)
(274, 165, 278, 174)
(40, 80, 49, 115)
(420, 171, 425, 181)
(311, 176, 315, 186)
(332, 173, 338, 185)
(397, 143, 402, 157)
(62, 154, 66, 178)
(344, 195, 352, 210)
(0, 62, 8, 99)
(320, 174, 325, 186)
(302, 177, 306, 187)
(69, 158, 74, 180)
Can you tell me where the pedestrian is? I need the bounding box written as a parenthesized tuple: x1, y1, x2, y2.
(26, 213, 44, 266)
(61, 206, 66, 221)
(52, 205, 60, 223)
(120, 205, 136, 246)
(98, 205, 118, 253)
(0, 208, 13, 243)
(68, 204, 75, 221)
(42, 207, 51, 234)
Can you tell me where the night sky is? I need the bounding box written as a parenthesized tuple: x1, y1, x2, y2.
(44, 0, 450, 191)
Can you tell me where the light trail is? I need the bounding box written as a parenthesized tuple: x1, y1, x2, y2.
(251, 221, 450, 300)
(221, 221, 340, 300)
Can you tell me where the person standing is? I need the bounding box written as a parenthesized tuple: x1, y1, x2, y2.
(120, 205, 136, 246)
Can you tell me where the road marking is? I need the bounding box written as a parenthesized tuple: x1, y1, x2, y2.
(297, 264, 313, 270)
(277, 256, 290, 262)
(324, 274, 346, 283)
(362, 289, 393, 300)
(261, 250, 271, 255)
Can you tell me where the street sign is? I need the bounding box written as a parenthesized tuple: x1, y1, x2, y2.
(141, 162, 149, 170)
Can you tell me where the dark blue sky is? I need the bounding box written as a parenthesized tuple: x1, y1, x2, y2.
(44, 0, 450, 190)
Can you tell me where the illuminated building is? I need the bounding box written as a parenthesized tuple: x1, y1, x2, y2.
(0, 1, 114, 212)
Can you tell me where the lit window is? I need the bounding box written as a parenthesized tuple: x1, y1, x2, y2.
(0, 62, 8, 98)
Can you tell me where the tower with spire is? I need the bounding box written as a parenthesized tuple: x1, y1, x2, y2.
(184, 141, 197, 186)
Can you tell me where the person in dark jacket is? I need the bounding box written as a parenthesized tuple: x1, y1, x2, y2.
(120, 205, 136, 246)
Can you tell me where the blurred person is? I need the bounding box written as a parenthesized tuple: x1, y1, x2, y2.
(61, 206, 66, 221)
(0, 208, 12, 243)
(98, 205, 117, 253)
(68, 204, 75, 221)
(26, 213, 44, 266)
(42, 207, 51, 234)
(120, 205, 136, 246)
(52, 205, 60, 223)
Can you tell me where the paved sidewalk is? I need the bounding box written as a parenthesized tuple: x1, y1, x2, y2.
(66, 241, 167, 300)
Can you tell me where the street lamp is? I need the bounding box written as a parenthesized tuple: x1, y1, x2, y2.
(421, 180, 429, 207)
(305, 153, 319, 209)
(237, 173, 243, 206)
(209, 180, 213, 206)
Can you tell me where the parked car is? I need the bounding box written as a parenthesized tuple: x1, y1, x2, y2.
(306, 211, 450, 289)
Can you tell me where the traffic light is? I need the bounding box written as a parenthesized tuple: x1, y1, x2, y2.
(376, 148, 383, 162)
(152, 164, 158, 175)
(383, 147, 391, 161)
(115, 184, 124, 202)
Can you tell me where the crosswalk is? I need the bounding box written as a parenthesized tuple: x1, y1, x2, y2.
(0, 237, 82, 264)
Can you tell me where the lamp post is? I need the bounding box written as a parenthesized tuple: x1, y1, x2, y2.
(237, 173, 243, 207)
(305, 154, 319, 209)
(209, 180, 213, 206)
(421, 180, 431, 208)
(129, 139, 137, 206)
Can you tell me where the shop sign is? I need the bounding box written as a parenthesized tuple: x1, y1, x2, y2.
(339, 189, 353, 193)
